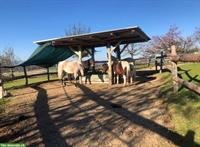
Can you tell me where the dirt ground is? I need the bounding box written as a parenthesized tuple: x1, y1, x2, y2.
(0, 71, 189, 147)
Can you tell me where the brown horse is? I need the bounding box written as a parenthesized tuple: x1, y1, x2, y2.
(113, 60, 135, 86)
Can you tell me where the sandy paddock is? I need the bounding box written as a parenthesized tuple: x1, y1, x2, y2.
(0, 73, 182, 147)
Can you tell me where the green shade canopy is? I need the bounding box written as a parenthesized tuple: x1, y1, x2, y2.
(19, 43, 74, 67)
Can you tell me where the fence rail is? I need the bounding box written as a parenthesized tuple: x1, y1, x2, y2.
(4, 72, 57, 82)
(169, 45, 200, 95)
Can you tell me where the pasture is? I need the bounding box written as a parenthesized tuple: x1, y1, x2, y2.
(160, 63, 200, 145)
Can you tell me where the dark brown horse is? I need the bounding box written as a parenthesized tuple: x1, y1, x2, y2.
(82, 58, 95, 84)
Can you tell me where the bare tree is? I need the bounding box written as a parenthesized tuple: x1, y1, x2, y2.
(65, 23, 91, 36)
(122, 43, 142, 59)
(0, 47, 21, 66)
(65, 23, 92, 58)
(194, 27, 200, 43)
(150, 25, 183, 53)
(144, 25, 197, 55)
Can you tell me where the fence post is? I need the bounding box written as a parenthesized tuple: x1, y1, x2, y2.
(172, 61, 178, 93)
(0, 63, 4, 98)
(160, 51, 163, 73)
(155, 59, 158, 71)
(23, 66, 28, 85)
(171, 45, 178, 93)
(47, 67, 50, 81)
(11, 68, 14, 79)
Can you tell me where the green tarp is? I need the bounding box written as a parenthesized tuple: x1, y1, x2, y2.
(19, 43, 74, 67)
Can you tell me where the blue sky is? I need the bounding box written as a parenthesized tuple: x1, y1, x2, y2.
(0, 0, 200, 61)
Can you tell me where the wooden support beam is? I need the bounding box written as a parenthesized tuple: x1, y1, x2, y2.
(91, 47, 95, 71)
(111, 41, 122, 53)
(47, 67, 50, 81)
(23, 66, 28, 86)
(78, 46, 83, 62)
(69, 46, 78, 55)
(120, 43, 129, 54)
(69, 46, 83, 62)
(116, 46, 121, 60)
(85, 48, 92, 56)
(107, 45, 113, 86)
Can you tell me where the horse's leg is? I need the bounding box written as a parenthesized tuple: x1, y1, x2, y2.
(89, 73, 92, 84)
(123, 74, 126, 86)
(132, 69, 136, 83)
(73, 73, 78, 87)
(85, 75, 87, 84)
(61, 71, 66, 86)
(117, 75, 119, 84)
(79, 76, 82, 84)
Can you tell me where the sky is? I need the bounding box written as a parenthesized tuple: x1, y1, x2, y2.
(0, 0, 200, 61)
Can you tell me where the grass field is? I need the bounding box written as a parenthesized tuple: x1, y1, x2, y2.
(160, 63, 200, 145)
(178, 63, 200, 84)
(4, 74, 58, 90)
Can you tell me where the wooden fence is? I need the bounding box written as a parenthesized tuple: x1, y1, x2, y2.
(1, 65, 57, 86)
(169, 45, 200, 94)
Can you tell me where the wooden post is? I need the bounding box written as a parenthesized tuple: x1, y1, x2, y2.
(171, 45, 177, 55)
(116, 46, 121, 60)
(160, 51, 164, 73)
(172, 61, 178, 92)
(47, 67, 50, 81)
(155, 60, 158, 71)
(107, 45, 113, 86)
(23, 66, 28, 85)
(78, 46, 83, 84)
(171, 45, 178, 93)
(11, 68, 14, 79)
(78, 46, 83, 62)
(91, 48, 95, 71)
(0, 63, 4, 99)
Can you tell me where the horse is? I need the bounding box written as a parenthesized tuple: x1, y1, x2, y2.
(129, 62, 136, 83)
(113, 60, 135, 86)
(82, 58, 95, 84)
(58, 60, 84, 86)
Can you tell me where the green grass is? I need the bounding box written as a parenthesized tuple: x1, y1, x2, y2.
(160, 63, 200, 145)
(0, 98, 9, 114)
(178, 63, 200, 85)
(4, 74, 58, 90)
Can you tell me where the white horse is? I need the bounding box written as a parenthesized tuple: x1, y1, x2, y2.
(58, 60, 84, 86)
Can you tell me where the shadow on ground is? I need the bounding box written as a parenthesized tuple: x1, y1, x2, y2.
(0, 71, 199, 147)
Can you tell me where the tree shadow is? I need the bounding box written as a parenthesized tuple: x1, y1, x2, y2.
(178, 67, 200, 93)
(76, 84, 200, 147)
(32, 85, 71, 147)
(178, 67, 200, 83)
